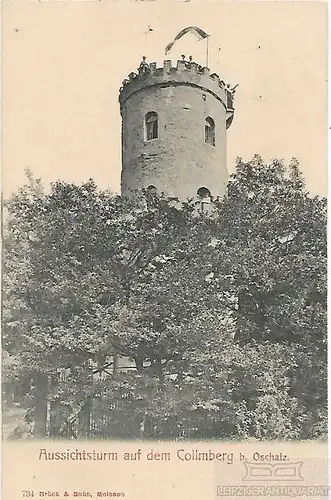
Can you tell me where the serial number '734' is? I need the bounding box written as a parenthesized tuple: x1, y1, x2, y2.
(22, 491, 35, 497)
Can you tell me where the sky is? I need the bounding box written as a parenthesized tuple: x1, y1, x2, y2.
(2, 0, 328, 198)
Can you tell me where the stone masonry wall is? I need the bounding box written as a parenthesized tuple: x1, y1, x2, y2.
(119, 60, 234, 200)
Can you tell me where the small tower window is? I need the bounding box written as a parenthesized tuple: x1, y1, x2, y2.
(197, 187, 212, 212)
(205, 117, 215, 146)
(197, 187, 211, 199)
(145, 112, 158, 141)
(144, 185, 157, 208)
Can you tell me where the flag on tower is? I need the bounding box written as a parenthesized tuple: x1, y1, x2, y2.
(165, 27, 210, 55)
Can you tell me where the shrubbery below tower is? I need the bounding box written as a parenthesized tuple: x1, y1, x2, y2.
(119, 56, 236, 201)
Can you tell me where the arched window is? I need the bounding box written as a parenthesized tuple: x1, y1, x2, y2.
(144, 185, 157, 208)
(197, 187, 212, 199)
(197, 187, 212, 212)
(145, 112, 158, 141)
(205, 117, 215, 146)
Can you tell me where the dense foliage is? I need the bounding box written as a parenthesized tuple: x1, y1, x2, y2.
(3, 157, 327, 440)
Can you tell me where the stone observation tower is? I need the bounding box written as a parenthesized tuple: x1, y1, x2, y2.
(119, 55, 236, 201)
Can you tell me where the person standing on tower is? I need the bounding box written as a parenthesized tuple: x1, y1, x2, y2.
(226, 84, 234, 109)
(185, 55, 193, 68)
(138, 56, 150, 75)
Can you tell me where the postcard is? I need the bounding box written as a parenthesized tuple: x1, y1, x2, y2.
(2, 1, 328, 499)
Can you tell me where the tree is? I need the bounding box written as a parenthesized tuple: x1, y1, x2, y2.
(3, 157, 327, 440)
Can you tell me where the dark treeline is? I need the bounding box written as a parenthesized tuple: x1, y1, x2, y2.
(2, 156, 327, 440)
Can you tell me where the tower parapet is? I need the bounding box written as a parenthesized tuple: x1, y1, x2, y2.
(119, 59, 235, 127)
(119, 57, 236, 200)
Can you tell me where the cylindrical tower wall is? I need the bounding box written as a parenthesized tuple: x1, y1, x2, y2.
(119, 60, 234, 200)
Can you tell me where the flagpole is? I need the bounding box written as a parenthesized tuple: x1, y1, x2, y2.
(206, 36, 209, 68)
